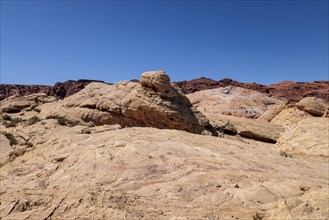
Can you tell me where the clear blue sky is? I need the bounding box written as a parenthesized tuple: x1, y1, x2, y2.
(1, 0, 328, 85)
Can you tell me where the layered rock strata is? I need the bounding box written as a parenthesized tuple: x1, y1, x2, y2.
(39, 71, 216, 135)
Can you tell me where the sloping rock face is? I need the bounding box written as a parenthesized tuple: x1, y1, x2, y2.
(295, 97, 329, 116)
(263, 106, 311, 127)
(276, 117, 329, 157)
(40, 71, 215, 135)
(0, 127, 328, 219)
(0, 134, 12, 165)
(185, 86, 286, 143)
(0, 93, 57, 113)
(187, 86, 285, 119)
(257, 100, 329, 157)
(257, 103, 290, 122)
(0, 79, 107, 101)
(174, 78, 329, 103)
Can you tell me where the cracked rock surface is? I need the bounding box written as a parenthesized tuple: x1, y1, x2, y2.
(0, 127, 328, 219)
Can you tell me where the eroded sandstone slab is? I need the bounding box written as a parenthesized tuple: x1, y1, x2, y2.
(0, 127, 327, 219)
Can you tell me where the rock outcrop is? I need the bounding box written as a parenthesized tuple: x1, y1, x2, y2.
(256, 99, 329, 157)
(257, 97, 329, 126)
(40, 71, 216, 135)
(295, 97, 329, 116)
(0, 93, 57, 113)
(173, 77, 269, 94)
(267, 80, 329, 103)
(1, 71, 328, 219)
(187, 86, 285, 119)
(208, 114, 284, 143)
(266, 107, 311, 127)
(174, 78, 329, 103)
(0, 79, 108, 101)
(257, 103, 289, 122)
(276, 117, 329, 157)
(2, 77, 328, 103)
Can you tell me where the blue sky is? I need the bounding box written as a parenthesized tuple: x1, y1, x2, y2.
(1, 0, 328, 85)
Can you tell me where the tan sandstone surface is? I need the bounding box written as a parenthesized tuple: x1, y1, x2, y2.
(1, 71, 328, 220)
(187, 86, 285, 119)
(38, 71, 215, 136)
(0, 126, 328, 220)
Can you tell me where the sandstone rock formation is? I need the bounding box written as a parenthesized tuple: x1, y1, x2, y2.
(295, 97, 329, 116)
(207, 114, 284, 143)
(0, 93, 57, 113)
(257, 98, 329, 126)
(257, 103, 289, 122)
(270, 107, 312, 127)
(276, 117, 329, 157)
(267, 80, 329, 103)
(1, 72, 328, 219)
(0, 79, 108, 101)
(256, 100, 329, 157)
(0, 127, 328, 219)
(187, 86, 285, 119)
(2, 77, 328, 104)
(173, 77, 268, 94)
(39, 71, 216, 135)
(0, 134, 12, 165)
(174, 78, 329, 103)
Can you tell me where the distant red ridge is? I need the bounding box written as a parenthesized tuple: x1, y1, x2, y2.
(0, 79, 109, 101)
(172, 78, 329, 103)
(1, 78, 328, 103)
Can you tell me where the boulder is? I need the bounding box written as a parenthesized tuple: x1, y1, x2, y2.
(208, 114, 284, 143)
(296, 97, 329, 116)
(140, 71, 177, 98)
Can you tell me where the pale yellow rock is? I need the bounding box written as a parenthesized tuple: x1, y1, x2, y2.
(0, 127, 328, 219)
(296, 97, 329, 116)
(0, 93, 57, 114)
(271, 107, 311, 127)
(257, 103, 288, 122)
(208, 114, 284, 143)
(0, 134, 12, 166)
(0, 75, 328, 219)
(187, 86, 285, 119)
(140, 70, 177, 98)
(270, 189, 329, 219)
(276, 117, 329, 157)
